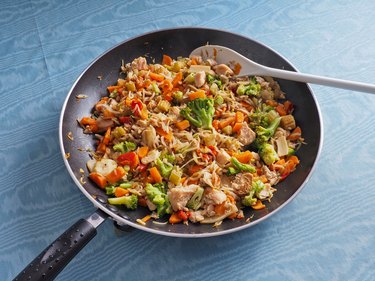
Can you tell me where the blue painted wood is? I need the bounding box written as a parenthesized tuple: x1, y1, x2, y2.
(1, 0, 375, 280)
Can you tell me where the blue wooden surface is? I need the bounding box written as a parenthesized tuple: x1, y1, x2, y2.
(1, 1, 375, 280)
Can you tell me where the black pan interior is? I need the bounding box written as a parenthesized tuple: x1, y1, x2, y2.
(61, 27, 322, 236)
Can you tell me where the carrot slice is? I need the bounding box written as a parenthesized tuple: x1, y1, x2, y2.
(251, 200, 266, 210)
(169, 212, 182, 224)
(287, 126, 302, 140)
(188, 90, 206, 100)
(232, 122, 242, 133)
(176, 120, 190, 130)
(235, 111, 245, 123)
(162, 54, 173, 66)
(149, 167, 162, 183)
(105, 167, 126, 184)
(172, 72, 183, 87)
(149, 72, 165, 82)
(234, 150, 252, 163)
(155, 127, 173, 141)
(114, 187, 130, 197)
(219, 116, 235, 129)
(137, 146, 149, 159)
(276, 104, 287, 116)
(89, 172, 108, 189)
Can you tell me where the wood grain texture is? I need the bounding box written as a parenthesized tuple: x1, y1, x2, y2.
(1, 0, 375, 280)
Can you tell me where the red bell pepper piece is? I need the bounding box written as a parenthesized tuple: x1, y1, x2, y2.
(117, 152, 139, 168)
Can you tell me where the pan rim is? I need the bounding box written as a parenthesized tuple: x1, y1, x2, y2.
(59, 26, 324, 238)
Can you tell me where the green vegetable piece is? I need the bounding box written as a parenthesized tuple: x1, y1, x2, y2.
(119, 182, 133, 189)
(206, 74, 222, 88)
(105, 186, 116, 195)
(258, 143, 279, 165)
(169, 168, 182, 185)
(173, 91, 183, 102)
(180, 98, 215, 129)
(252, 117, 281, 148)
(145, 183, 171, 216)
(113, 141, 137, 154)
(155, 158, 174, 178)
(107, 194, 138, 210)
(214, 95, 224, 106)
(227, 166, 240, 176)
(187, 186, 204, 210)
(231, 157, 256, 173)
(242, 180, 265, 206)
(236, 77, 261, 96)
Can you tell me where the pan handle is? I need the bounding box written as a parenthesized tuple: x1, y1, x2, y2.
(13, 209, 107, 281)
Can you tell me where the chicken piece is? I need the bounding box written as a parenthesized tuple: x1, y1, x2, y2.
(194, 71, 206, 88)
(232, 172, 253, 196)
(216, 149, 231, 167)
(131, 57, 148, 70)
(141, 149, 160, 164)
(200, 202, 238, 224)
(189, 210, 205, 223)
(214, 64, 234, 76)
(167, 185, 198, 211)
(262, 166, 279, 186)
(204, 188, 227, 205)
(141, 125, 157, 148)
(237, 122, 256, 146)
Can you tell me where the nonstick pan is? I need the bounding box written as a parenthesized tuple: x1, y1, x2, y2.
(14, 27, 323, 281)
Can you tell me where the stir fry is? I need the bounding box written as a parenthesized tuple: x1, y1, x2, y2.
(79, 54, 303, 225)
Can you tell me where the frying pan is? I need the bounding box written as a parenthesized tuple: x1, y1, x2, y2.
(14, 27, 323, 281)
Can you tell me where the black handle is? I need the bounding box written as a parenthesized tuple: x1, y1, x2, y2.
(13, 219, 97, 281)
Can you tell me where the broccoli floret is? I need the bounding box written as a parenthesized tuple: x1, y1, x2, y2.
(259, 143, 279, 165)
(242, 180, 266, 206)
(105, 186, 116, 195)
(206, 74, 222, 88)
(113, 141, 136, 154)
(236, 77, 261, 96)
(226, 166, 240, 176)
(180, 98, 215, 129)
(145, 183, 171, 216)
(107, 194, 138, 210)
(230, 158, 256, 173)
(155, 158, 174, 178)
(252, 116, 281, 148)
(187, 186, 204, 210)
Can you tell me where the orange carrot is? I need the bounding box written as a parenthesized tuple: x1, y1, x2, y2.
(189, 164, 203, 175)
(149, 72, 165, 82)
(155, 127, 173, 141)
(232, 122, 243, 133)
(219, 116, 236, 129)
(172, 72, 183, 87)
(276, 104, 287, 116)
(288, 155, 299, 165)
(251, 200, 266, 210)
(176, 120, 190, 130)
(161, 79, 173, 93)
(265, 100, 278, 107)
(169, 212, 182, 224)
(102, 127, 111, 145)
(212, 119, 219, 130)
(214, 202, 226, 215)
(80, 117, 97, 125)
(233, 63, 242, 75)
(188, 90, 206, 100)
(105, 166, 126, 184)
(96, 142, 107, 154)
(283, 100, 293, 113)
(149, 167, 162, 183)
(287, 126, 302, 141)
(107, 85, 121, 93)
(162, 54, 173, 66)
(190, 58, 198, 65)
(235, 111, 245, 123)
(89, 172, 108, 189)
(234, 150, 252, 163)
(137, 146, 149, 159)
(114, 187, 130, 197)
